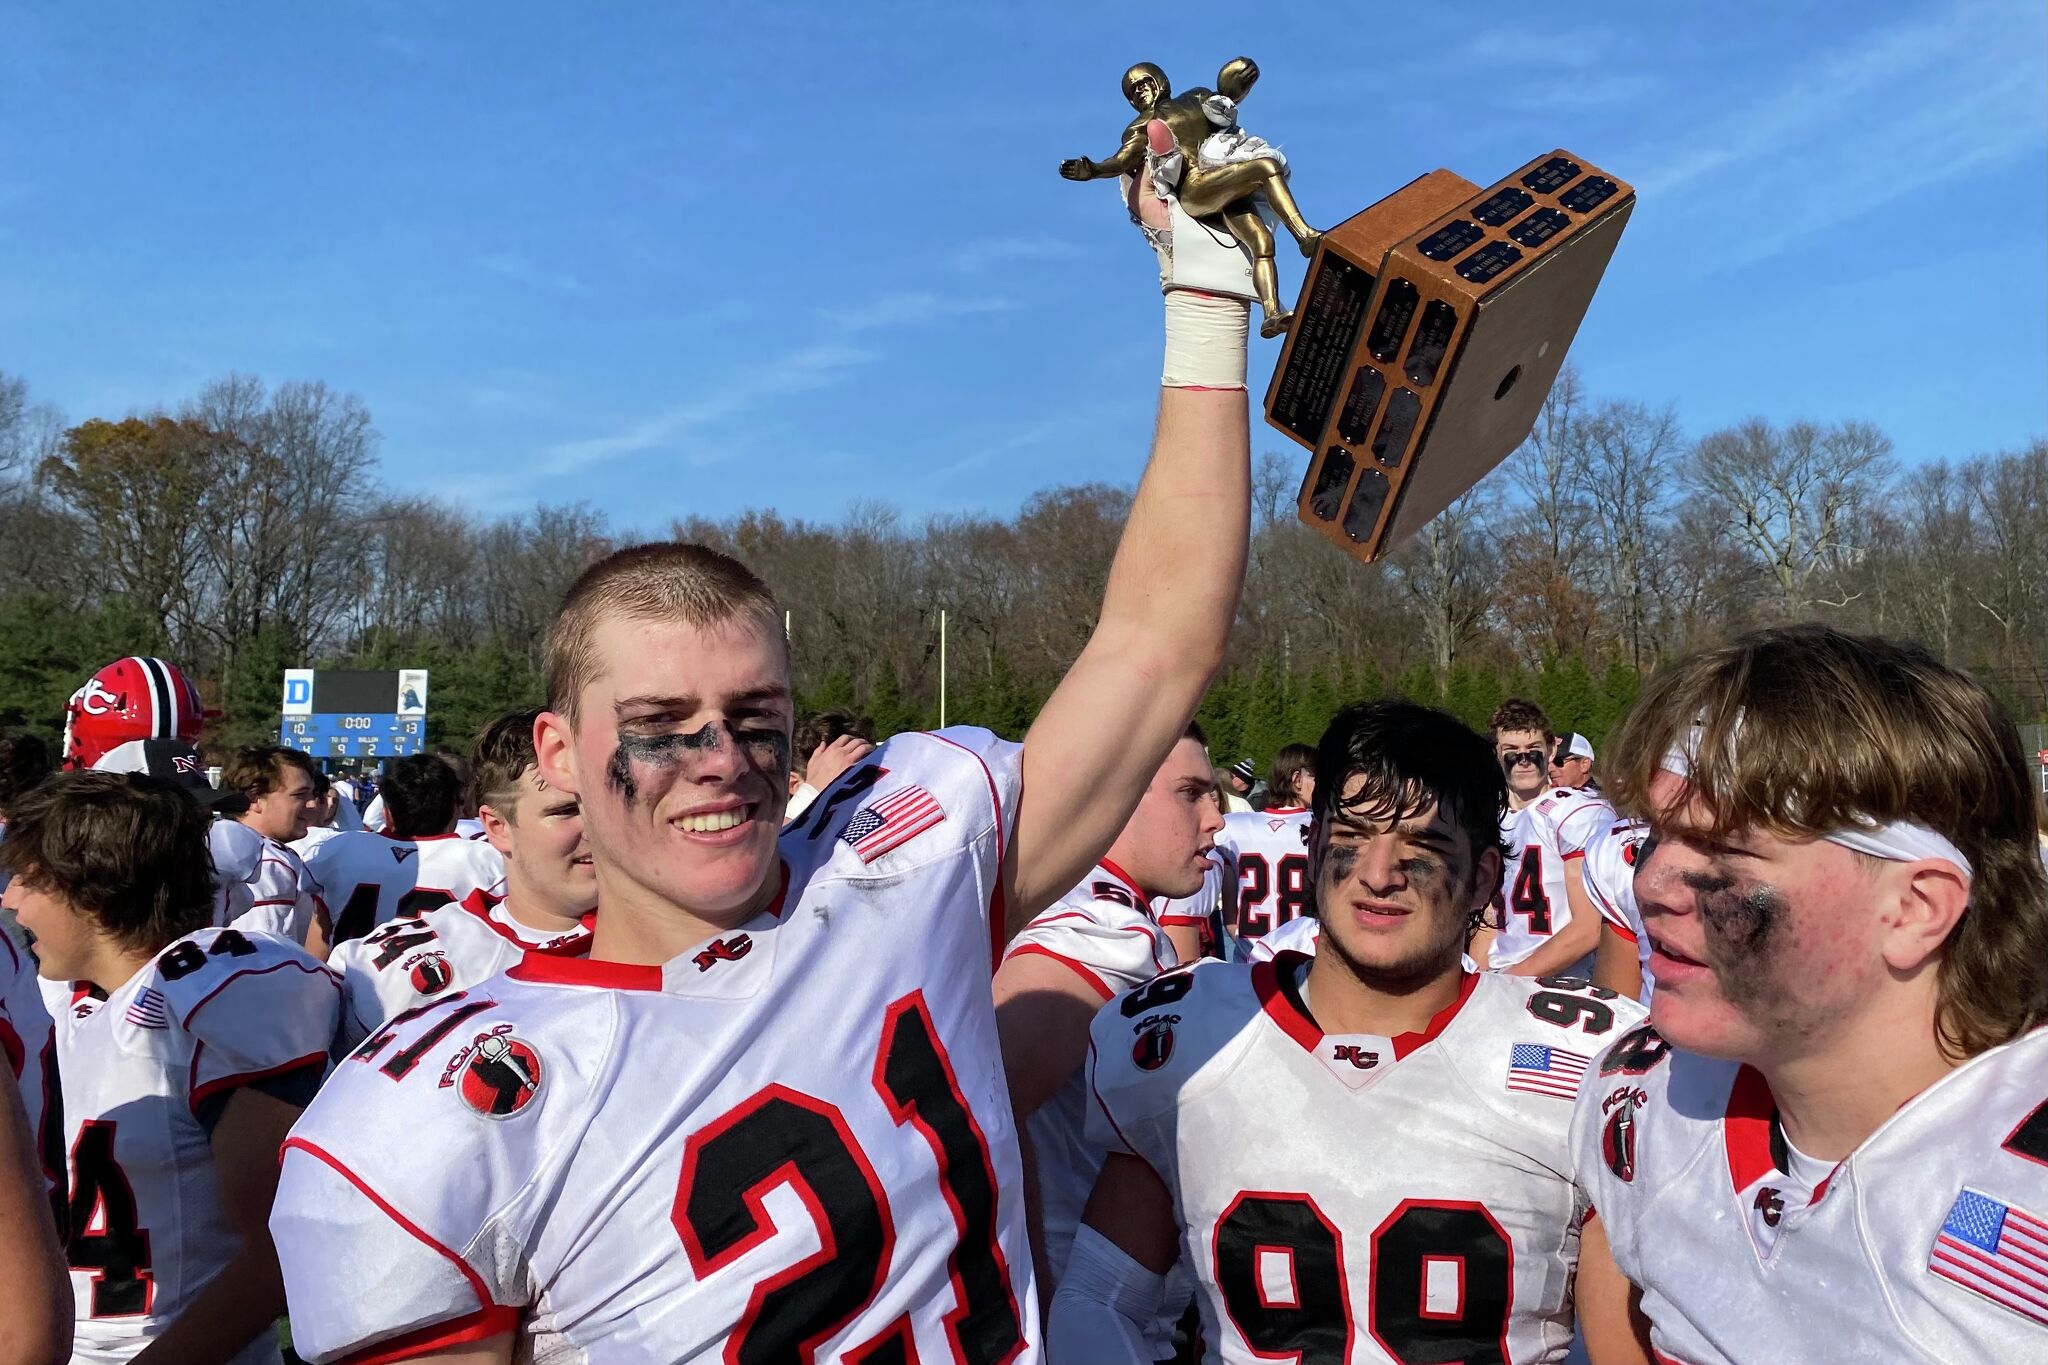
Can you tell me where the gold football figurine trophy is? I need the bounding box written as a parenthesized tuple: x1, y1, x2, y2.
(1063, 58, 1635, 563)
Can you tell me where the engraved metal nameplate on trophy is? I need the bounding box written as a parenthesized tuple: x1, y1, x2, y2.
(1265, 151, 1634, 563)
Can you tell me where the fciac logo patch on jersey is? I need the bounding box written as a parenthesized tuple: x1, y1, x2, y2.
(457, 1031, 544, 1118)
(1602, 1086, 1647, 1182)
(1132, 1013, 1178, 1071)
(405, 953, 453, 995)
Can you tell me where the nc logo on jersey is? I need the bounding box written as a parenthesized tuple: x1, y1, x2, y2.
(1753, 1185, 1785, 1228)
(1602, 1087, 1644, 1182)
(458, 1031, 543, 1118)
(405, 952, 453, 995)
(1330, 1043, 1379, 1070)
(692, 934, 752, 973)
(1132, 1013, 1178, 1071)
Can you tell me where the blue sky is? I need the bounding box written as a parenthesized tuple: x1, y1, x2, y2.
(4, 1, 2043, 531)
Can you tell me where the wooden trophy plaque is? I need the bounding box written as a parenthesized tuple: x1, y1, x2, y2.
(1264, 151, 1633, 562)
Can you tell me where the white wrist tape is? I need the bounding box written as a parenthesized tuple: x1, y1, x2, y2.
(1046, 1225, 1168, 1365)
(1162, 288, 1249, 390)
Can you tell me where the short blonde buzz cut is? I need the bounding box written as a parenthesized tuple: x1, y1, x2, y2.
(1605, 622, 2048, 1060)
(544, 543, 786, 723)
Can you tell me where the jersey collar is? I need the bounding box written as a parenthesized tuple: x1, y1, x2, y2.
(508, 863, 789, 992)
(1096, 858, 1150, 905)
(1252, 951, 1480, 1061)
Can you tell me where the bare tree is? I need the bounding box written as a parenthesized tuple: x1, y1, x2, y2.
(1686, 418, 1894, 616)
(1579, 399, 1683, 669)
(1391, 490, 1497, 682)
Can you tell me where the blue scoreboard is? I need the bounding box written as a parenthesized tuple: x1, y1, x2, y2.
(278, 668, 428, 760)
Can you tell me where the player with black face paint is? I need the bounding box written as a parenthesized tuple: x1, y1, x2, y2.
(1050, 701, 1642, 1364)
(272, 141, 1256, 1364)
(1572, 625, 2048, 1365)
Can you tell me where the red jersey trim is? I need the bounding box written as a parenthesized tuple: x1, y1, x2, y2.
(177, 958, 339, 1031)
(1261, 805, 1308, 816)
(510, 866, 785, 989)
(342, 1305, 520, 1365)
(1602, 921, 1640, 944)
(1253, 954, 1479, 1061)
(1004, 945, 1114, 1001)
(1722, 1064, 1777, 1196)
(455, 887, 584, 950)
(1096, 859, 1151, 905)
(1157, 914, 1208, 927)
(284, 1136, 501, 1315)
(189, 1051, 326, 1117)
(1562, 849, 1587, 862)
(508, 952, 663, 990)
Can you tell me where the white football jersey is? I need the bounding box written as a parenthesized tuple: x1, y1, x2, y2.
(1580, 818, 1650, 1001)
(1088, 954, 1644, 1364)
(1005, 862, 1179, 1286)
(55, 926, 340, 1365)
(1244, 912, 1321, 962)
(273, 728, 1042, 1365)
(289, 825, 343, 861)
(1492, 788, 1613, 971)
(1573, 1024, 2048, 1363)
(1213, 807, 1311, 940)
(303, 831, 506, 945)
(1156, 857, 1227, 959)
(2, 929, 56, 1205)
(330, 890, 593, 1050)
(236, 835, 319, 945)
(207, 820, 263, 928)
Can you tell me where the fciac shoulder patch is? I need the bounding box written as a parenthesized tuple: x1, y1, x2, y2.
(444, 1026, 544, 1118)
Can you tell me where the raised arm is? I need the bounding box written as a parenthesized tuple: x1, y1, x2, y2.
(1004, 128, 1249, 923)
(1059, 121, 1150, 182)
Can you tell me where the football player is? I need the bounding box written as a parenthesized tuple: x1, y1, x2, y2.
(995, 723, 1222, 1290)
(0, 905, 67, 1365)
(1052, 699, 1642, 1364)
(1572, 625, 2048, 1364)
(271, 133, 1252, 1365)
(216, 746, 325, 950)
(1213, 744, 1316, 943)
(5, 771, 340, 1365)
(1583, 816, 1650, 1002)
(330, 709, 595, 1048)
(302, 752, 505, 945)
(1483, 699, 1613, 977)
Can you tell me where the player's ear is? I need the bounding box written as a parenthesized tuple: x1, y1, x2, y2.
(478, 803, 514, 857)
(1877, 859, 1970, 975)
(534, 712, 580, 798)
(1469, 844, 1503, 916)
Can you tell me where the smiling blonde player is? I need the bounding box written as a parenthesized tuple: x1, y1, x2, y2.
(271, 124, 1256, 1365)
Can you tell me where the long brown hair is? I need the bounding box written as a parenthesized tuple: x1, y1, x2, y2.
(1605, 623, 2048, 1059)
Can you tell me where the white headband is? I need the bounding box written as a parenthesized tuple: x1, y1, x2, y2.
(1658, 737, 1973, 878)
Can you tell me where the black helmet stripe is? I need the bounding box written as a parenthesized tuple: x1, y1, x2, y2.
(135, 656, 176, 737)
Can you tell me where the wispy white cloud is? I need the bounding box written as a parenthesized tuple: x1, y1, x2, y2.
(947, 235, 1082, 274)
(538, 342, 870, 475)
(819, 290, 1016, 333)
(536, 284, 1021, 478)
(475, 250, 584, 294)
(1633, 0, 2045, 269)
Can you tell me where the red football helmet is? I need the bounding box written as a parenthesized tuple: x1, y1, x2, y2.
(62, 657, 207, 770)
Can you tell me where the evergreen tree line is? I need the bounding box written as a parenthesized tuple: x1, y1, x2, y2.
(2, 368, 2042, 773)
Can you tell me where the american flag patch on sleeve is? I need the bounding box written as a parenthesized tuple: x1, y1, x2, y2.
(1507, 1043, 1590, 1099)
(125, 987, 169, 1030)
(1929, 1187, 2048, 1326)
(841, 785, 945, 863)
